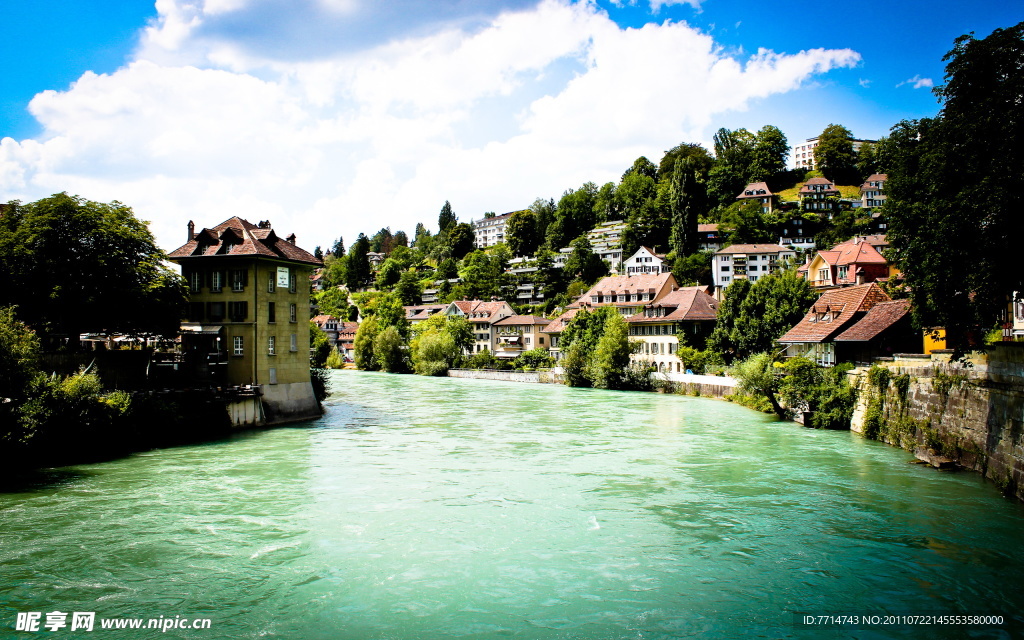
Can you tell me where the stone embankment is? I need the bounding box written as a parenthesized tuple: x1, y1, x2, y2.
(447, 368, 738, 398)
(848, 343, 1024, 501)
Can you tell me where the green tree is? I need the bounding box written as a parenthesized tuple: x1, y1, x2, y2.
(438, 201, 457, 234)
(0, 306, 40, 436)
(731, 352, 786, 418)
(410, 313, 471, 375)
(505, 209, 539, 257)
(394, 271, 423, 306)
(353, 315, 379, 370)
(309, 320, 331, 368)
(618, 170, 663, 255)
(886, 22, 1024, 352)
(748, 125, 790, 184)
(562, 237, 608, 285)
(717, 200, 777, 244)
(530, 198, 557, 246)
(671, 250, 715, 287)
(374, 258, 402, 290)
(590, 312, 634, 389)
(373, 325, 407, 373)
(669, 156, 709, 257)
(855, 142, 878, 181)
(344, 234, 372, 290)
(705, 278, 752, 361)
(331, 236, 345, 257)
(0, 194, 187, 346)
(444, 222, 475, 259)
(815, 124, 857, 185)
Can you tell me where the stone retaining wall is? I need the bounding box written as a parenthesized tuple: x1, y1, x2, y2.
(447, 369, 564, 384)
(849, 343, 1024, 501)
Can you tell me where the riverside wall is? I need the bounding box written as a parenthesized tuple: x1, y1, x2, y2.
(447, 368, 738, 399)
(848, 343, 1024, 501)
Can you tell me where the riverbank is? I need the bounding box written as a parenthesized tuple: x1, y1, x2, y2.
(447, 368, 740, 398)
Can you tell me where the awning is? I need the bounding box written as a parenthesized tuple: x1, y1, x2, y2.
(180, 324, 224, 335)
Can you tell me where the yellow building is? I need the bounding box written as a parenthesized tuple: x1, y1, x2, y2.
(168, 217, 323, 425)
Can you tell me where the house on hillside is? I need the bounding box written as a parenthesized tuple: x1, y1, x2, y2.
(777, 282, 916, 366)
(712, 244, 798, 295)
(492, 315, 552, 359)
(626, 286, 719, 373)
(736, 182, 777, 214)
(168, 217, 323, 425)
(799, 177, 840, 214)
(861, 173, 887, 209)
(624, 246, 670, 275)
(472, 212, 514, 248)
(444, 299, 514, 354)
(403, 304, 448, 325)
(697, 223, 724, 252)
(797, 236, 890, 289)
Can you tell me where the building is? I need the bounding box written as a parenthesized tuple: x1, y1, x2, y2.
(860, 173, 887, 208)
(312, 315, 359, 360)
(168, 217, 323, 425)
(444, 299, 515, 354)
(586, 220, 627, 272)
(623, 246, 670, 275)
(736, 182, 776, 213)
(792, 136, 877, 170)
(403, 304, 448, 325)
(712, 244, 798, 294)
(472, 212, 514, 249)
(366, 252, 386, 270)
(777, 283, 911, 366)
(626, 286, 719, 373)
(491, 315, 552, 359)
(697, 223, 724, 252)
(798, 176, 841, 213)
(797, 237, 890, 289)
(777, 216, 816, 253)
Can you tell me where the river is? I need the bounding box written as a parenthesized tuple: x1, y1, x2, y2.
(1, 370, 1022, 639)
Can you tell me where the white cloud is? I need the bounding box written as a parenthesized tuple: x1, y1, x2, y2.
(897, 74, 933, 89)
(1, 0, 860, 255)
(650, 0, 703, 13)
(859, 78, 871, 88)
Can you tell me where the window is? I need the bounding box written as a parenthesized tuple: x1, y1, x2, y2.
(722, 276, 731, 283)
(290, 334, 298, 352)
(289, 270, 297, 293)
(210, 270, 223, 293)
(207, 301, 225, 321)
(721, 266, 731, 272)
(189, 271, 202, 293)
(268, 302, 276, 323)
(233, 336, 244, 356)
(229, 301, 248, 322)
(268, 336, 276, 355)
(231, 269, 247, 292)
(268, 271, 276, 293)
(289, 303, 297, 323)
(268, 367, 277, 385)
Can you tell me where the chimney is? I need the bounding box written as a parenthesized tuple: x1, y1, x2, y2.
(187, 220, 195, 241)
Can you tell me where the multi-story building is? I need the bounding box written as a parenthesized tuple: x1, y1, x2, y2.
(168, 217, 323, 425)
(736, 182, 777, 214)
(623, 246, 670, 275)
(797, 237, 890, 289)
(626, 286, 719, 373)
(860, 173, 887, 208)
(711, 244, 798, 295)
(403, 304, 448, 325)
(792, 136, 877, 170)
(697, 223, 724, 252)
(472, 212, 514, 249)
(798, 176, 841, 213)
(587, 220, 627, 272)
(492, 315, 552, 358)
(444, 299, 515, 354)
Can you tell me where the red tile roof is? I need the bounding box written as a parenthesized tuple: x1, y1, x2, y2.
(778, 283, 891, 344)
(799, 177, 839, 196)
(168, 217, 321, 266)
(570, 273, 676, 308)
(834, 300, 911, 342)
(447, 300, 512, 322)
(541, 308, 581, 335)
(715, 243, 791, 255)
(736, 182, 774, 199)
(493, 315, 552, 327)
(626, 286, 719, 323)
(697, 223, 719, 233)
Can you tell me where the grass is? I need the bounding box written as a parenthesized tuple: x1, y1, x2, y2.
(776, 182, 862, 202)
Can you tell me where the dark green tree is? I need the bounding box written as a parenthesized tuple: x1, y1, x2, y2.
(886, 21, 1024, 351)
(669, 156, 708, 257)
(444, 222, 475, 259)
(505, 209, 539, 257)
(748, 125, 790, 184)
(394, 271, 423, 306)
(562, 237, 608, 285)
(0, 193, 187, 346)
(815, 124, 857, 184)
(438, 201, 457, 234)
(344, 234, 372, 290)
(331, 236, 345, 257)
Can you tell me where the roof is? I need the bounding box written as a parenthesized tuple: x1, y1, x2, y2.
(799, 177, 839, 195)
(570, 273, 676, 308)
(337, 322, 359, 337)
(861, 173, 888, 185)
(541, 308, 581, 335)
(492, 315, 552, 327)
(697, 223, 719, 233)
(168, 217, 322, 266)
(736, 182, 774, 199)
(626, 287, 719, 323)
(834, 300, 911, 342)
(778, 283, 891, 344)
(715, 244, 791, 255)
(403, 304, 448, 320)
(447, 299, 511, 321)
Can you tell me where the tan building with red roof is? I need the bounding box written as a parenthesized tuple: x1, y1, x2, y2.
(626, 286, 719, 373)
(492, 315, 552, 359)
(798, 236, 891, 289)
(799, 176, 840, 213)
(403, 304, 448, 325)
(736, 182, 777, 213)
(167, 217, 323, 425)
(444, 299, 515, 354)
(778, 283, 916, 366)
(860, 173, 887, 208)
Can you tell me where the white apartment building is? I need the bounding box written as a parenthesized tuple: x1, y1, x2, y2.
(792, 136, 878, 170)
(712, 244, 798, 296)
(472, 212, 514, 249)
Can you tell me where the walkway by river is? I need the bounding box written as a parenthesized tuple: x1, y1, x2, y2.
(1, 370, 1021, 638)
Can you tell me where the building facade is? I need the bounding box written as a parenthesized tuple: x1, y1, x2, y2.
(792, 137, 877, 170)
(472, 212, 514, 249)
(623, 246, 670, 275)
(168, 217, 323, 425)
(712, 244, 798, 294)
(444, 299, 515, 354)
(860, 173, 887, 208)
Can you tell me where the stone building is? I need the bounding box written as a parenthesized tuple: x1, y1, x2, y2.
(168, 217, 323, 425)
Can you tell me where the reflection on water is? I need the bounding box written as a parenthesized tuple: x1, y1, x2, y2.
(1, 370, 1022, 639)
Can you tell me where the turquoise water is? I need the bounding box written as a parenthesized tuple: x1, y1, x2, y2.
(1, 370, 1022, 639)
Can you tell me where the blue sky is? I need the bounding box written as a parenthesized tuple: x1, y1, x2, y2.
(1, 0, 1021, 251)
